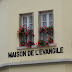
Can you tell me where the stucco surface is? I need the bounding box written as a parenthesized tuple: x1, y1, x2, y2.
(0, 0, 72, 70)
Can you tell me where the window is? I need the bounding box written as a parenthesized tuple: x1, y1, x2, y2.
(17, 11, 54, 49)
(19, 13, 34, 47)
(38, 11, 54, 47)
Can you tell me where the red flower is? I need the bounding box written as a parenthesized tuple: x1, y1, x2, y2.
(38, 44, 40, 46)
(21, 27, 23, 28)
(33, 34, 35, 36)
(25, 37, 27, 38)
(36, 43, 37, 45)
(23, 25, 25, 27)
(26, 44, 28, 47)
(19, 28, 21, 30)
(40, 30, 42, 32)
(50, 29, 52, 31)
(44, 26, 46, 28)
(51, 41, 53, 43)
(28, 27, 29, 28)
(47, 37, 49, 40)
(22, 32, 24, 35)
(26, 32, 28, 35)
(50, 35, 52, 37)
(38, 41, 39, 44)
(44, 29, 46, 31)
(20, 44, 22, 46)
(17, 30, 19, 32)
(46, 44, 48, 46)
(28, 30, 30, 32)
(20, 25, 21, 27)
(43, 31, 44, 33)
(27, 43, 29, 45)
(40, 26, 41, 28)
(31, 33, 33, 35)
(40, 46, 42, 47)
(19, 31, 21, 33)
(33, 44, 35, 45)
(30, 46, 31, 48)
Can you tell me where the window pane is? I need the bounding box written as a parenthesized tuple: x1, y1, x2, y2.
(23, 17, 27, 24)
(49, 13, 53, 21)
(41, 33, 43, 40)
(49, 21, 53, 26)
(43, 22, 47, 27)
(29, 24, 32, 29)
(44, 33, 47, 41)
(42, 14, 46, 21)
(24, 24, 27, 30)
(29, 16, 32, 23)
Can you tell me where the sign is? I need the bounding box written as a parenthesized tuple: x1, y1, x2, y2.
(8, 47, 63, 58)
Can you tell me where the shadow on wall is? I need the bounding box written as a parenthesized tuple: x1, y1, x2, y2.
(0, 0, 3, 4)
(0, 0, 3, 2)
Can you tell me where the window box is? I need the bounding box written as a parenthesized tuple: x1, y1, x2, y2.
(17, 43, 56, 50)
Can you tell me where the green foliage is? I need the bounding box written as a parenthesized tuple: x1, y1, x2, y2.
(21, 28, 24, 32)
(48, 37, 53, 43)
(20, 41, 25, 46)
(46, 27, 51, 34)
(19, 28, 25, 36)
(28, 30, 33, 35)
(40, 27, 45, 33)
(38, 40, 45, 47)
(19, 33, 23, 36)
(27, 41, 34, 48)
(46, 26, 53, 35)
(40, 26, 53, 35)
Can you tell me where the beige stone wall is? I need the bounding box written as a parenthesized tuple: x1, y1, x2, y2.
(0, 0, 8, 65)
(65, 64, 72, 72)
(8, 64, 65, 72)
(8, 0, 65, 63)
(62, 0, 72, 59)
(1, 63, 72, 72)
(0, 0, 72, 72)
(0, 64, 65, 72)
(0, 67, 9, 72)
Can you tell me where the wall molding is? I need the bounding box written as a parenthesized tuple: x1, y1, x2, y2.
(0, 59, 72, 68)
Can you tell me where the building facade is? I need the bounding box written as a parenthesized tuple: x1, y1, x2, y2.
(0, 0, 72, 72)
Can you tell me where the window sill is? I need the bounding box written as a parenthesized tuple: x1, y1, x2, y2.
(17, 43, 56, 50)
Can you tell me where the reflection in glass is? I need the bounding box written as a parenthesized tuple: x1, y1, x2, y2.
(49, 14, 53, 21)
(29, 16, 32, 23)
(42, 14, 46, 21)
(43, 22, 47, 27)
(49, 21, 53, 26)
(29, 24, 32, 29)
(23, 17, 27, 24)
